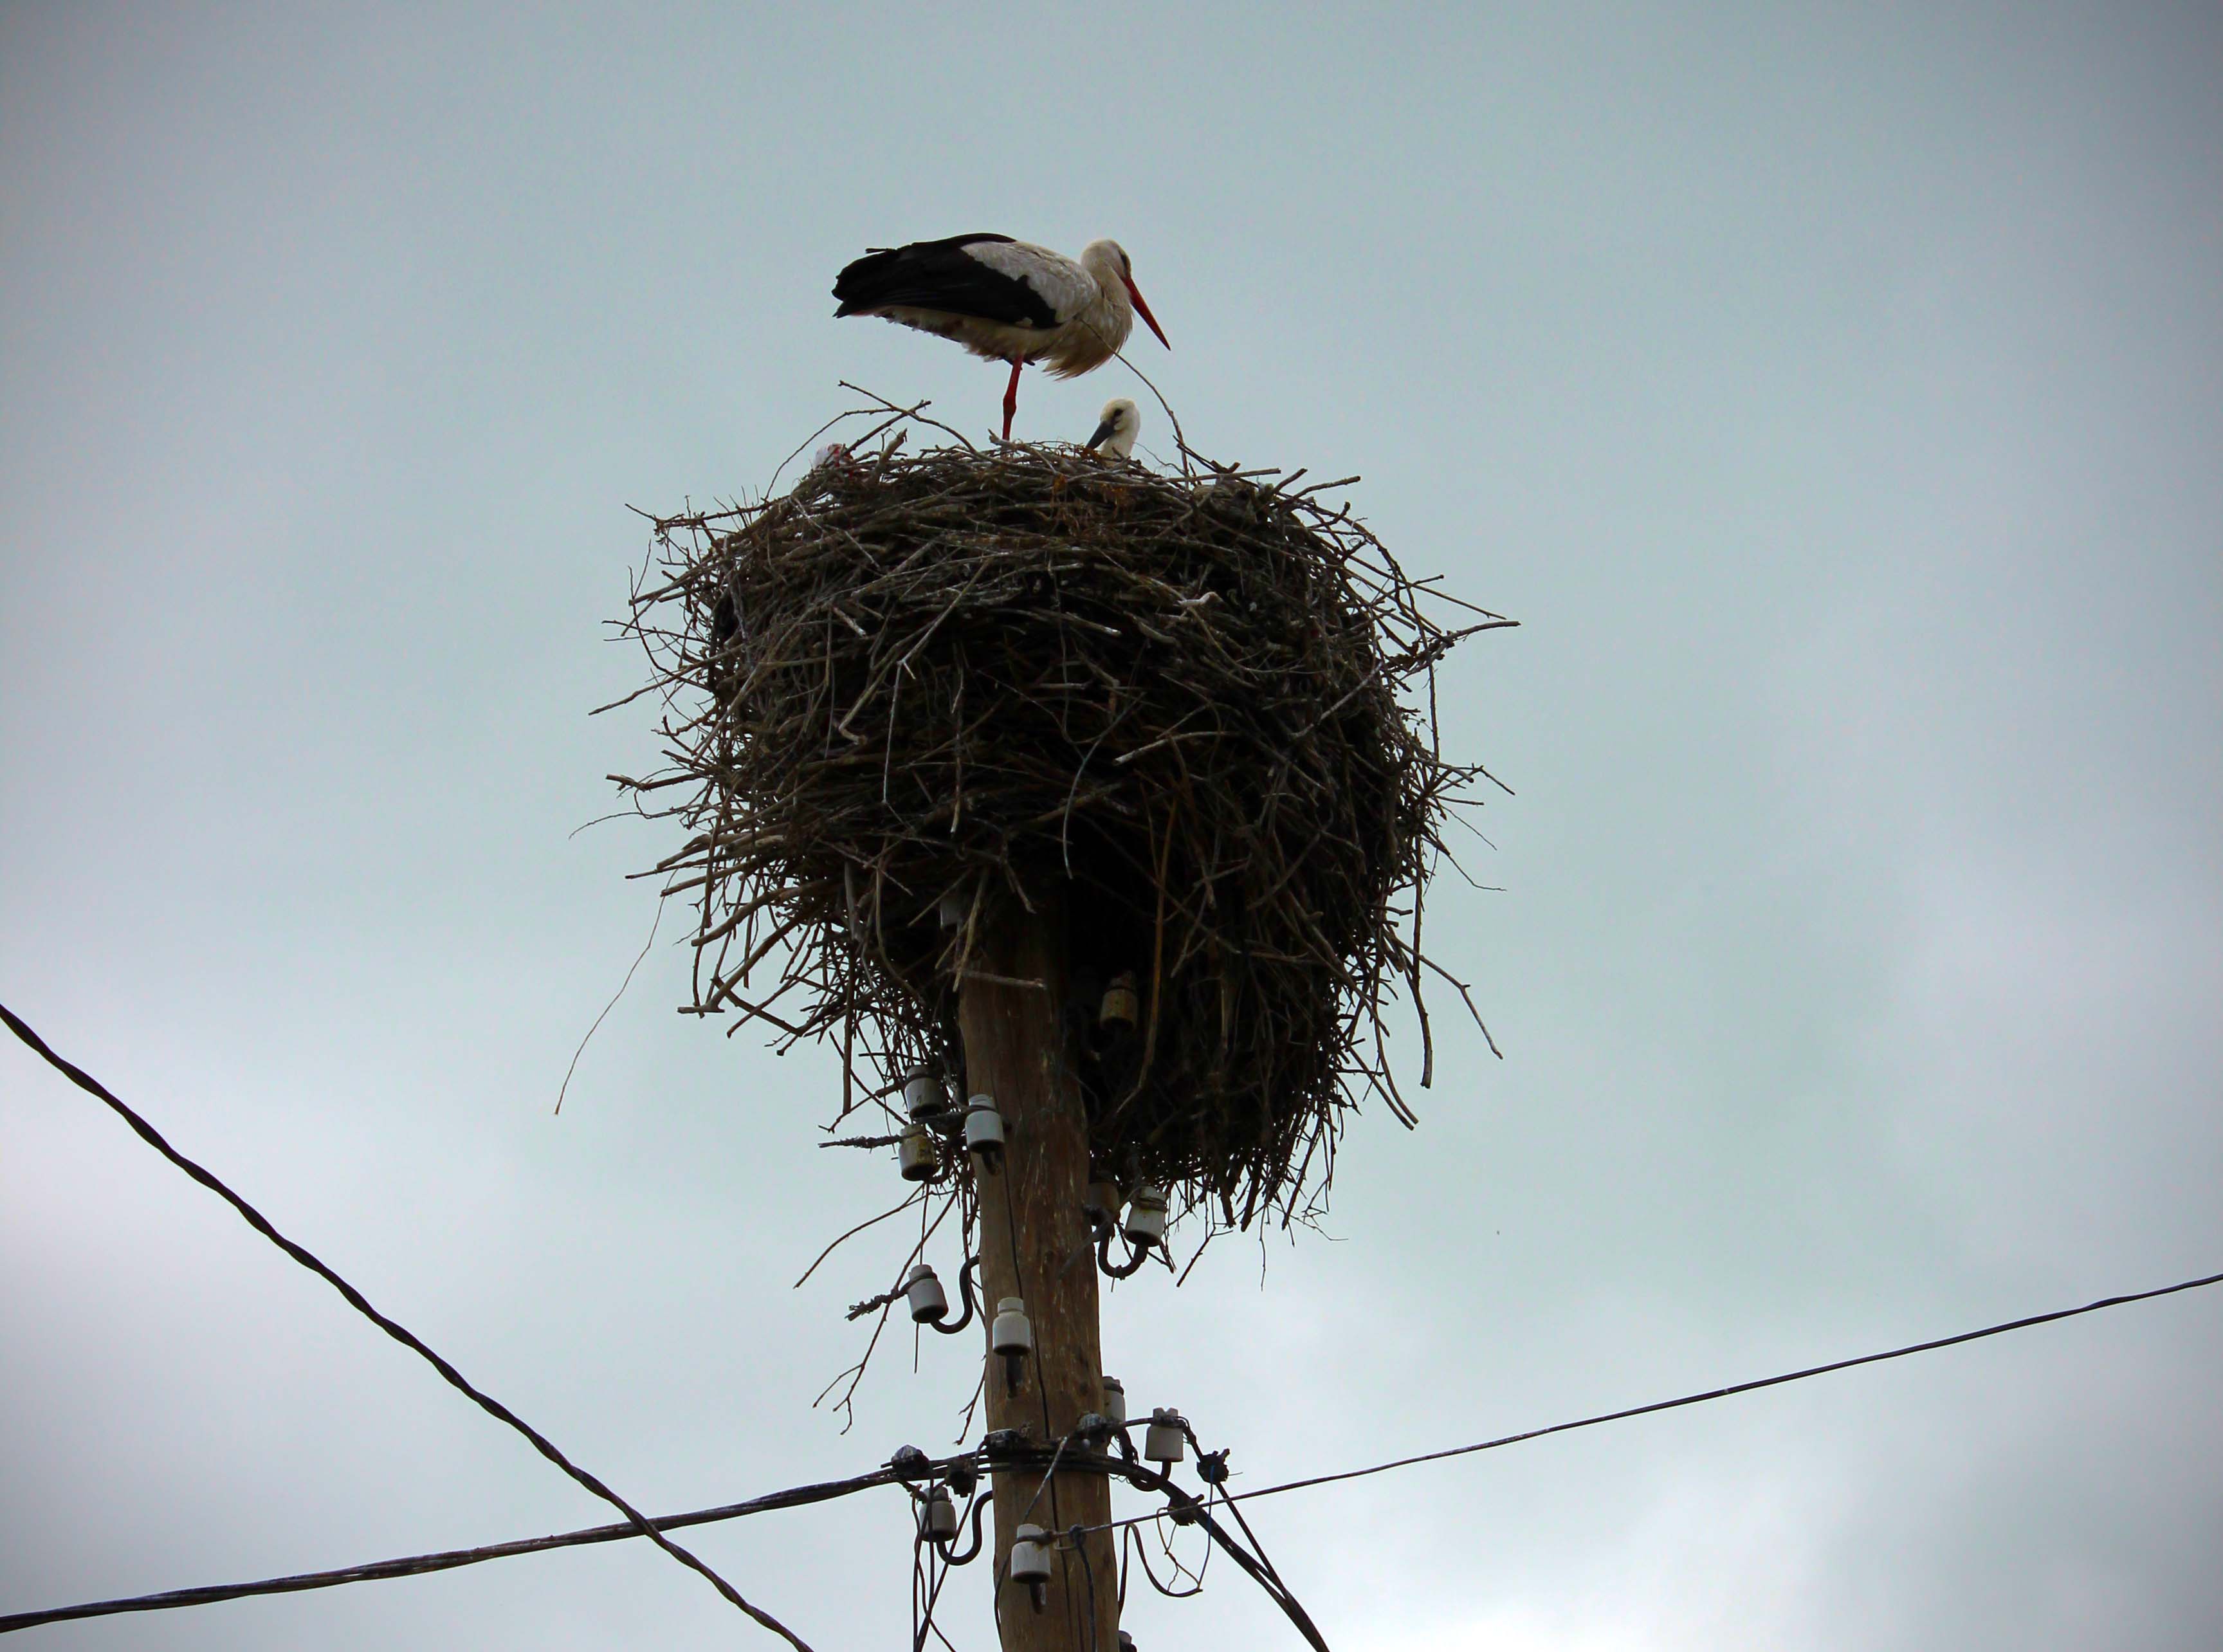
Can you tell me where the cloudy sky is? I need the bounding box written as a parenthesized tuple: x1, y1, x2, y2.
(4, 3, 2219, 1647)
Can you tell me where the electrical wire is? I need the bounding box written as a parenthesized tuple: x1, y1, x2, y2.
(938, 1486, 991, 1567)
(10, 998, 2218, 1646)
(1070, 1436, 1330, 1649)
(0, 1458, 937, 1635)
(1071, 1523, 1102, 1651)
(0, 1001, 811, 1650)
(1138, 1474, 1325, 1648)
(911, 1510, 962, 1652)
(1219, 1482, 1290, 1596)
(1088, 1265, 2223, 1538)
(1184, 1420, 1288, 1595)
(916, 1522, 962, 1652)
(1127, 1526, 1202, 1601)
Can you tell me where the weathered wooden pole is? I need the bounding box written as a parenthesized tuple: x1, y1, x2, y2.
(959, 891, 1119, 1652)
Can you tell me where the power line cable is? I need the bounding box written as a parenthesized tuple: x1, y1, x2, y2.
(0, 1000, 812, 1651)
(8, 998, 2217, 1642)
(1075, 1442, 1331, 1649)
(1084, 1265, 2223, 1537)
(0, 1467, 912, 1635)
(13, 1261, 2214, 1637)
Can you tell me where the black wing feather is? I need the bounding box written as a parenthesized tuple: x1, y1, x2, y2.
(832, 234, 1057, 329)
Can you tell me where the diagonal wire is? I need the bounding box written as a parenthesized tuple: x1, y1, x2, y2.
(1094, 1265, 2223, 1536)
(0, 1467, 913, 1635)
(10, 989, 2218, 1644)
(0, 1000, 812, 1651)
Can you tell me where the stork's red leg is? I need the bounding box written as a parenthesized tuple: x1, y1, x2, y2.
(1001, 359, 1022, 444)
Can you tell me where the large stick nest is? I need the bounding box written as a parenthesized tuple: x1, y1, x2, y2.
(618, 402, 1510, 1230)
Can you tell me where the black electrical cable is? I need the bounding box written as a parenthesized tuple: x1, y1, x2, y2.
(0, 1465, 931, 1637)
(1016, 1435, 1074, 1528)
(11, 995, 2215, 1645)
(1097, 1226, 1154, 1279)
(911, 1509, 960, 1652)
(958, 1436, 1324, 1648)
(1180, 1418, 1288, 1593)
(1178, 1482, 1219, 1593)
(1128, 1528, 1202, 1601)
(933, 1487, 991, 1568)
(1088, 1265, 2223, 1537)
(1075, 1446, 1330, 1650)
(1220, 1485, 1290, 1595)
(918, 1560, 960, 1652)
(30, 1244, 2212, 1649)
(1071, 1522, 1102, 1651)
(0, 1001, 812, 1650)
(923, 1254, 982, 1335)
(922, 1510, 967, 1652)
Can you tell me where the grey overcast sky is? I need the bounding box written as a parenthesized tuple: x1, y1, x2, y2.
(4, 3, 2220, 1647)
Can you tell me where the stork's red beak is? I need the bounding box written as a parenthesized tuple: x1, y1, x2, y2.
(1123, 277, 1171, 350)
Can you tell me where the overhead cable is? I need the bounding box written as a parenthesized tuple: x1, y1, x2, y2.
(0, 1001, 811, 1651)
(1083, 1265, 2223, 1537)
(8, 1000, 2216, 1646)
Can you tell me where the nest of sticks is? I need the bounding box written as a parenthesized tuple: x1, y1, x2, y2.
(618, 398, 1510, 1230)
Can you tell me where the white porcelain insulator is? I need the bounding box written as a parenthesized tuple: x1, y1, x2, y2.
(1144, 1408, 1185, 1465)
(920, 1487, 959, 1542)
(1009, 1525, 1053, 1586)
(1122, 1184, 1170, 1245)
(902, 1068, 945, 1119)
(990, 1298, 1032, 1357)
(902, 1263, 948, 1324)
(964, 1096, 1005, 1154)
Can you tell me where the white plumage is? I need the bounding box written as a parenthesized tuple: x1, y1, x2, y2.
(834, 234, 1170, 441)
(1085, 398, 1141, 460)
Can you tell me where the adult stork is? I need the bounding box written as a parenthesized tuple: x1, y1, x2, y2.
(832, 235, 1170, 443)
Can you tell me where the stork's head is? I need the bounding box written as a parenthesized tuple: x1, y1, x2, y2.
(1086, 397, 1142, 459)
(1081, 240, 1171, 351)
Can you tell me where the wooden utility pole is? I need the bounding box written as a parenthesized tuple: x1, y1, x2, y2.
(959, 892, 1119, 1652)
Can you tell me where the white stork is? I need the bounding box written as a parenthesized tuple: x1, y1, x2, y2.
(832, 235, 1170, 443)
(1084, 397, 1141, 459)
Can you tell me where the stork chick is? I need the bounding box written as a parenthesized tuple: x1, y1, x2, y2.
(1085, 398, 1141, 460)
